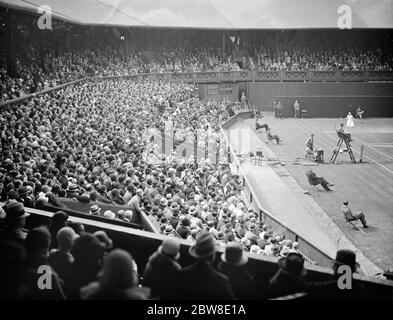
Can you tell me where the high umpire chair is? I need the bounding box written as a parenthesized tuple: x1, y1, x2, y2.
(330, 131, 356, 164)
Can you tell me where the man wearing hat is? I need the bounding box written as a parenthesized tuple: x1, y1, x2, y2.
(89, 205, 101, 216)
(18, 186, 35, 208)
(177, 231, 235, 300)
(268, 252, 307, 298)
(0, 201, 30, 244)
(143, 238, 182, 299)
(169, 208, 180, 229)
(128, 189, 144, 215)
(218, 242, 259, 299)
(176, 217, 191, 239)
(66, 183, 80, 199)
(342, 201, 369, 228)
(305, 249, 367, 299)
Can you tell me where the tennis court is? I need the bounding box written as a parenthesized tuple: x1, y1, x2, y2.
(247, 115, 393, 271)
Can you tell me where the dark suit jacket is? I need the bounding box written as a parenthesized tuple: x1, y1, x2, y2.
(268, 269, 306, 298)
(305, 276, 368, 300)
(177, 260, 235, 300)
(217, 262, 259, 299)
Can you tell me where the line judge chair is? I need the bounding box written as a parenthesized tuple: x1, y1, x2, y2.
(345, 217, 366, 235)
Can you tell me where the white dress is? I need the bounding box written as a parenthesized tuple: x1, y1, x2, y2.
(346, 114, 355, 128)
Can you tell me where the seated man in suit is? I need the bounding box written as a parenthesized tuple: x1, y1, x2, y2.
(256, 118, 269, 132)
(342, 201, 368, 228)
(306, 169, 334, 191)
(267, 129, 281, 144)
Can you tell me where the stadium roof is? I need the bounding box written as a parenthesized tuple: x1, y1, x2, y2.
(1, 0, 393, 29)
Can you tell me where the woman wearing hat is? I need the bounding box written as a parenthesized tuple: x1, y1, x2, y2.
(81, 249, 150, 300)
(143, 238, 181, 299)
(218, 242, 259, 299)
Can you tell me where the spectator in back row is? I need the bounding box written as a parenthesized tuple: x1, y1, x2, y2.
(80, 249, 151, 300)
(143, 237, 182, 299)
(64, 233, 106, 299)
(177, 231, 234, 300)
(218, 241, 259, 299)
(22, 226, 66, 300)
(48, 226, 79, 282)
(0, 201, 29, 245)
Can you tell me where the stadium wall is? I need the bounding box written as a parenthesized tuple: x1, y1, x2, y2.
(247, 82, 393, 117)
(198, 83, 240, 101)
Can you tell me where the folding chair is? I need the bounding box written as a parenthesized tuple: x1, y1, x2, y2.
(254, 151, 263, 166)
(345, 218, 366, 235)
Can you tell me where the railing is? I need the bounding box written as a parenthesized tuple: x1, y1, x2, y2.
(2, 70, 393, 108)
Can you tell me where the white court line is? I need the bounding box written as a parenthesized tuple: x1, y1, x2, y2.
(368, 144, 393, 148)
(324, 131, 393, 134)
(324, 132, 393, 176)
(351, 137, 393, 161)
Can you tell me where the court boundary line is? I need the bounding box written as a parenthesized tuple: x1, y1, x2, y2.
(352, 137, 393, 161)
(324, 132, 393, 176)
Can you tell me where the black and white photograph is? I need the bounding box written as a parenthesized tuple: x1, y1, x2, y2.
(0, 0, 392, 308)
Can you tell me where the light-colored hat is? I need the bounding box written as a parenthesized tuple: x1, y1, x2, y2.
(159, 238, 180, 260)
(103, 210, 116, 219)
(90, 205, 101, 215)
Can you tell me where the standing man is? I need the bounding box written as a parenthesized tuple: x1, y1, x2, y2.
(240, 92, 247, 108)
(277, 101, 283, 119)
(294, 100, 300, 118)
(342, 201, 369, 228)
(127, 188, 144, 216)
(273, 101, 278, 119)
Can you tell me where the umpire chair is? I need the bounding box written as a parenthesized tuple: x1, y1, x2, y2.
(330, 131, 356, 164)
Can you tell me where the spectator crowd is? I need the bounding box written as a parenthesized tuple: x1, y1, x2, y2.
(1, 23, 392, 102)
(0, 15, 382, 300)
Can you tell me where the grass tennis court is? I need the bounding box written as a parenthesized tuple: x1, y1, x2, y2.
(248, 114, 393, 272)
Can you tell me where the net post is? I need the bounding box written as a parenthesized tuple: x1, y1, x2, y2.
(360, 144, 364, 162)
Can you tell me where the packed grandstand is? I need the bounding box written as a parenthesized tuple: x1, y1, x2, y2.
(1, 4, 393, 301)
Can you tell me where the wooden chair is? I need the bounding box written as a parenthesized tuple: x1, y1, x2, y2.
(345, 218, 366, 235)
